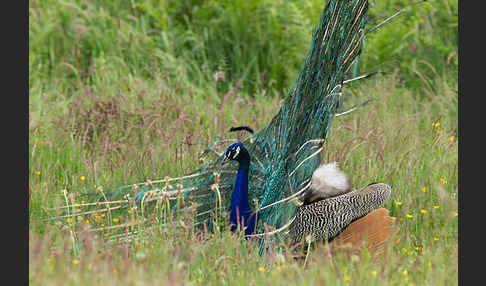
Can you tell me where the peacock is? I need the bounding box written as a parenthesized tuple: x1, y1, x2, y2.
(49, 0, 423, 254)
(220, 132, 397, 254)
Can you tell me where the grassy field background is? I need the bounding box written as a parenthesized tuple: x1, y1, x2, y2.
(29, 0, 458, 285)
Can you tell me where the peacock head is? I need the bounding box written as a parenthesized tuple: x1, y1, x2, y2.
(221, 142, 250, 166)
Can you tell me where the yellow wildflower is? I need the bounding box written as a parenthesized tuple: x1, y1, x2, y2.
(402, 270, 408, 276)
(352, 88, 358, 94)
(427, 261, 432, 267)
(433, 237, 439, 241)
(434, 205, 440, 209)
(67, 218, 73, 223)
(258, 267, 266, 272)
(434, 122, 440, 128)
(449, 136, 454, 141)
(422, 186, 427, 192)
(344, 276, 351, 282)
(371, 271, 377, 277)
(113, 218, 119, 223)
(406, 214, 413, 219)
(106, 178, 110, 182)
(453, 211, 458, 217)
(421, 209, 427, 214)
(81, 176, 85, 181)
(440, 178, 447, 184)
(396, 201, 402, 206)
(81, 200, 85, 204)
(77, 216, 83, 221)
(36, 171, 41, 175)
(72, 259, 79, 265)
(85, 220, 90, 224)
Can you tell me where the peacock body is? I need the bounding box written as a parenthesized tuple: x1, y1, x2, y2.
(53, 0, 403, 252)
(221, 140, 392, 247)
(288, 182, 391, 244)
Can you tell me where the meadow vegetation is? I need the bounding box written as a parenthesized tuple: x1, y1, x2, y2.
(29, 0, 458, 285)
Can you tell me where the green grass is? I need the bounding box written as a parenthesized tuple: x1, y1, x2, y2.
(29, 0, 457, 95)
(29, 72, 458, 285)
(29, 0, 457, 285)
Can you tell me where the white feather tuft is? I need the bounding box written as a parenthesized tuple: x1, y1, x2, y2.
(305, 162, 352, 203)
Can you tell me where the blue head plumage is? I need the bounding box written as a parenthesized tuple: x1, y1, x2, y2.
(222, 141, 257, 236)
(221, 142, 250, 166)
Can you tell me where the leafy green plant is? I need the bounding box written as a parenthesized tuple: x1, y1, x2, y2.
(360, 0, 457, 91)
(30, 0, 457, 98)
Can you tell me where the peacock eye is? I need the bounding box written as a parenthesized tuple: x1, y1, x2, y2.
(232, 146, 241, 159)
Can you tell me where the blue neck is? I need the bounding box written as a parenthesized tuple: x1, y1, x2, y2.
(229, 163, 256, 235)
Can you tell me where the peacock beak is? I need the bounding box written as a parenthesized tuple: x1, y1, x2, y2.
(221, 154, 230, 166)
